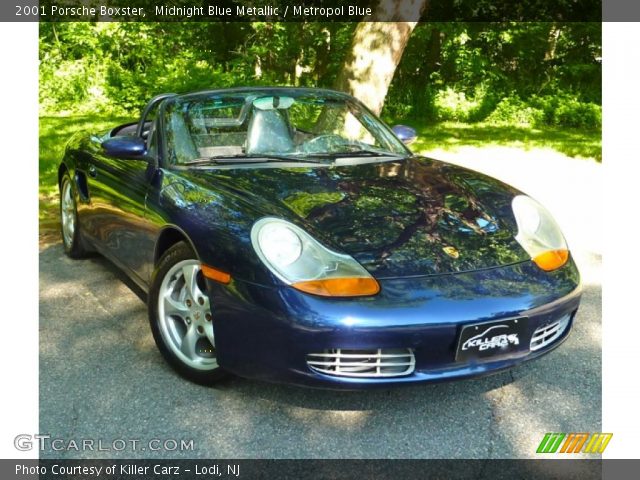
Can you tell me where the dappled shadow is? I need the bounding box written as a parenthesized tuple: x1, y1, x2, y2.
(408, 122, 601, 161)
(39, 243, 600, 459)
(475, 281, 602, 458)
(39, 114, 132, 189)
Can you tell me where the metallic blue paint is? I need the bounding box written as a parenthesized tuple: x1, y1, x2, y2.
(206, 257, 580, 388)
(391, 124, 418, 145)
(101, 136, 146, 159)
(59, 87, 581, 388)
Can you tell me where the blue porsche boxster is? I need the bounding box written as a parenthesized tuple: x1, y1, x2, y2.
(59, 87, 581, 388)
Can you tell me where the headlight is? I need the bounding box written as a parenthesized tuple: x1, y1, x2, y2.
(257, 222, 302, 267)
(251, 217, 380, 297)
(512, 195, 569, 271)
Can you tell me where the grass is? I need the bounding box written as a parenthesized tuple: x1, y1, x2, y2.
(38, 113, 601, 243)
(393, 120, 601, 162)
(39, 113, 132, 192)
(39, 113, 131, 244)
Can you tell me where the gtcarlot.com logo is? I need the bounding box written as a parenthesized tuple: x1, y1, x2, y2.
(536, 432, 613, 454)
(14, 434, 195, 452)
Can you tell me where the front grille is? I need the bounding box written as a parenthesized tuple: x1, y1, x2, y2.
(530, 314, 571, 351)
(306, 348, 415, 378)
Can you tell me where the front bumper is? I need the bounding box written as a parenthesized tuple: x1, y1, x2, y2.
(206, 258, 581, 389)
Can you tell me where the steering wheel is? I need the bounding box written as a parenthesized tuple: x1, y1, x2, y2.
(301, 134, 349, 154)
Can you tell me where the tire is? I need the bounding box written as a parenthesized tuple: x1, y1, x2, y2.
(148, 241, 230, 385)
(59, 173, 89, 258)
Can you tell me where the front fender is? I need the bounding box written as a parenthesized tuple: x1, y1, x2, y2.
(148, 170, 278, 286)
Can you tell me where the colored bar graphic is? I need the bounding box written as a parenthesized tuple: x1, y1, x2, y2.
(536, 433, 551, 453)
(583, 433, 613, 453)
(559, 433, 575, 453)
(560, 433, 589, 453)
(537, 433, 565, 453)
(537, 433, 613, 454)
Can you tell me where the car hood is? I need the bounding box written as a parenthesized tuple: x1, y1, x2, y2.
(179, 157, 529, 278)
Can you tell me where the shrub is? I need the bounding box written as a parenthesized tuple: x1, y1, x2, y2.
(430, 84, 500, 123)
(39, 58, 92, 113)
(465, 83, 500, 122)
(529, 94, 601, 128)
(486, 96, 545, 126)
(104, 58, 239, 114)
(553, 99, 601, 129)
(382, 82, 438, 121)
(381, 97, 414, 120)
(434, 87, 480, 122)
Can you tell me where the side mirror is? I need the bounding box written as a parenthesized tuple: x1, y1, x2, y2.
(101, 136, 146, 159)
(391, 125, 417, 145)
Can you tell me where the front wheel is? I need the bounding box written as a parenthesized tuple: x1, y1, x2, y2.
(59, 173, 88, 258)
(148, 242, 230, 385)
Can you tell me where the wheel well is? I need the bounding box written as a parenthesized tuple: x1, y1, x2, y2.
(58, 164, 68, 189)
(58, 164, 89, 200)
(154, 228, 190, 265)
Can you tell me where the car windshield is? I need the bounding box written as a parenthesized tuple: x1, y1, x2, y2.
(162, 89, 409, 165)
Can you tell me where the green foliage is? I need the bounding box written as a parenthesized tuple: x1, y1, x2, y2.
(104, 57, 237, 113)
(38, 21, 601, 176)
(482, 94, 602, 128)
(433, 87, 479, 122)
(40, 22, 601, 125)
(431, 84, 499, 122)
(529, 93, 602, 128)
(381, 22, 601, 127)
(39, 59, 95, 112)
(550, 97, 602, 128)
(486, 97, 545, 126)
(39, 22, 356, 116)
(39, 114, 131, 190)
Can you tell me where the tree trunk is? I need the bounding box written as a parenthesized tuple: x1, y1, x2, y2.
(425, 26, 442, 75)
(334, 0, 428, 115)
(545, 23, 561, 62)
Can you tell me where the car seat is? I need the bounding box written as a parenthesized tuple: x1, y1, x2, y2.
(245, 109, 294, 155)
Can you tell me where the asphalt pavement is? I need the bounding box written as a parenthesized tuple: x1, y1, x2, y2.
(39, 150, 601, 459)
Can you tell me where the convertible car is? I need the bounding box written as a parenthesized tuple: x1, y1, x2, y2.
(59, 87, 581, 388)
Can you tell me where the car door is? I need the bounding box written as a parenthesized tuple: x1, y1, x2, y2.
(86, 150, 157, 282)
(81, 107, 164, 286)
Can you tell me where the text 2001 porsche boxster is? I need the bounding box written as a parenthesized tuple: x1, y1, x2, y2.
(59, 87, 581, 388)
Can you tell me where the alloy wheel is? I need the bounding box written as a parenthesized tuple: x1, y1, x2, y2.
(61, 179, 76, 247)
(157, 260, 217, 370)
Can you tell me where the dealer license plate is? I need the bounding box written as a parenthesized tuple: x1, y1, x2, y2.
(455, 317, 529, 362)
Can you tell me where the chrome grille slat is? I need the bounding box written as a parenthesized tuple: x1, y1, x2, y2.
(306, 352, 412, 359)
(306, 348, 415, 378)
(532, 325, 561, 341)
(531, 325, 561, 342)
(530, 314, 571, 351)
(307, 361, 414, 367)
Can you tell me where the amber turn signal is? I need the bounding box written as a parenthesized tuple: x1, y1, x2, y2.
(533, 249, 569, 272)
(201, 264, 231, 284)
(292, 277, 380, 297)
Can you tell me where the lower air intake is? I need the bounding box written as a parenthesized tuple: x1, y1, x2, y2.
(306, 348, 415, 378)
(530, 314, 571, 351)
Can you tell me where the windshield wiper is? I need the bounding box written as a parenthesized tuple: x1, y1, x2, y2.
(303, 149, 403, 159)
(337, 144, 406, 156)
(184, 154, 330, 165)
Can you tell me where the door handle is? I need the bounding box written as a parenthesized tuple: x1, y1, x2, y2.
(88, 165, 97, 178)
